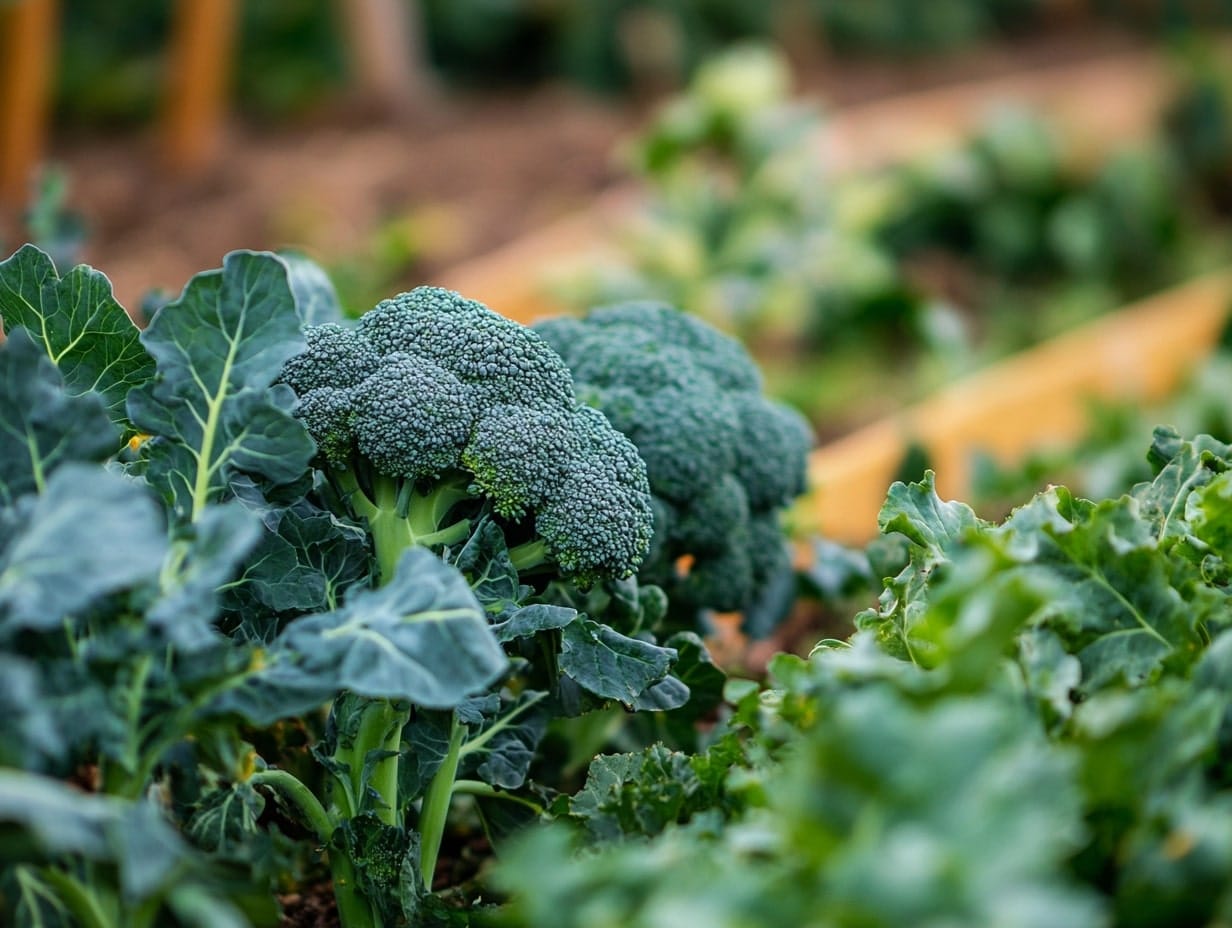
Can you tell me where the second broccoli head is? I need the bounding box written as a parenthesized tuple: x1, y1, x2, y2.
(535, 302, 813, 626)
(277, 287, 653, 587)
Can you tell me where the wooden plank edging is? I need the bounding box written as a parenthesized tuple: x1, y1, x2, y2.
(793, 270, 1232, 544)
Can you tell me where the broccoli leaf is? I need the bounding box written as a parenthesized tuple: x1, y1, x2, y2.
(461, 691, 551, 791)
(879, 469, 984, 556)
(0, 328, 118, 506)
(0, 656, 63, 770)
(560, 618, 676, 702)
(279, 250, 346, 325)
(247, 548, 507, 714)
(1002, 490, 1209, 691)
(0, 244, 154, 433)
(228, 501, 371, 616)
(149, 502, 262, 646)
(491, 604, 578, 642)
(566, 744, 701, 842)
(186, 782, 266, 858)
(0, 464, 166, 633)
(127, 251, 315, 521)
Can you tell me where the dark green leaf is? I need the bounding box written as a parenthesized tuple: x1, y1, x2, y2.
(0, 244, 153, 431)
(127, 251, 314, 520)
(0, 327, 118, 506)
(186, 783, 265, 857)
(560, 619, 676, 702)
(464, 691, 550, 790)
(255, 548, 508, 711)
(0, 464, 166, 631)
(450, 517, 522, 614)
(229, 503, 370, 615)
(567, 745, 700, 842)
(149, 503, 261, 647)
(335, 814, 418, 925)
(279, 250, 345, 325)
(491, 604, 578, 643)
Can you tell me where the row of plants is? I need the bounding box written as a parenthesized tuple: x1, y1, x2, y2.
(7, 237, 1232, 925)
(497, 426, 1232, 926)
(552, 43, 1232, 427)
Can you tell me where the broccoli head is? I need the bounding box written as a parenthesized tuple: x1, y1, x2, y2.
(278, 287, 653, 588)
(535, 301, 812, 628)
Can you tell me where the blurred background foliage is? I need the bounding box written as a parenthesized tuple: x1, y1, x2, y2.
(47, 0, 1232, 129)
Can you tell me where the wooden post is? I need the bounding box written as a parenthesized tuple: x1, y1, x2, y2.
(0, 0, 59, 209)
(162, 0, 239, 173)
(335, 0, 433, 116)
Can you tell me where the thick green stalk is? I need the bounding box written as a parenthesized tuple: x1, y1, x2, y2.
(418, 714, 465, 889)
(252, 769, 380, 928)
(250, 769, 333, 842)
(329, 466, 479, 915)
(508, 538, 549, 573)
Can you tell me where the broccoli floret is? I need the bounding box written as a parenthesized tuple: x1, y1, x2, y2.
(729, 394, 813, 511)
(535, 301, 811, 632)
(278, 287, 653, 587)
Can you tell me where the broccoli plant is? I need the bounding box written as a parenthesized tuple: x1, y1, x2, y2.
(0, 246, 687, 927)
(250, 286, 688, 925)
(536, 301, 813, 636)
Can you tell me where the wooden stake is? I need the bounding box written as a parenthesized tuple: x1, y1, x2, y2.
(0, 0, 59, 209)
(162, 0, 239, 173)
(335, 0, 433, 115)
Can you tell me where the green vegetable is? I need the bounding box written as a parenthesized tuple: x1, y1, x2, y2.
(278, 287, 654, 588)
(537, 301, 812, 633)
(496, 428, 1232, 928)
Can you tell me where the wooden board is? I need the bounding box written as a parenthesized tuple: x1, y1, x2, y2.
(794, 270, 1232, 543)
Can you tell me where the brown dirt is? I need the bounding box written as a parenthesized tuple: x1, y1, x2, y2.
(2, 27, 1145, 313)
(279, 882, 338, 928)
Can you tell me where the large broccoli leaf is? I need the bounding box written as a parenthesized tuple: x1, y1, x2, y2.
(0, 328, 118, 506)
(280, 250, 346, 325)
(0, 464, 166, 633)
(231, 548, 508, 721)
(127, 251, 315, 522)
(560, 618, 677, 703)
(0, 244, 153, 434)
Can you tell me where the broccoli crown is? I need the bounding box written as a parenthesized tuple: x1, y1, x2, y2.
(278, 287, 653, 584)
(535, 301, 812, 620)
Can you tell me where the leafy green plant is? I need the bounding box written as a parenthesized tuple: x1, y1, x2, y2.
(0, 244, 696, 926)
(495, 427, 1232, 927)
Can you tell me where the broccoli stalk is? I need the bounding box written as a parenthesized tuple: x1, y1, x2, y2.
(333, 467, 474, 583)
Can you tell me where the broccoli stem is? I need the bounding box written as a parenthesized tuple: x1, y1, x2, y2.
(417, 714, 465, 890)
(323, 466, 480, 919)
(508, 538, 549, 572)
(334, 468, 474, 584)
